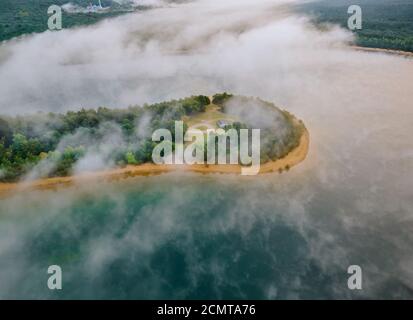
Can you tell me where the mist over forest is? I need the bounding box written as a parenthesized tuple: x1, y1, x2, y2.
(0, 0, 412, 299)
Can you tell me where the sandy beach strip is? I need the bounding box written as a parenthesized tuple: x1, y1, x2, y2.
(351, 46, 413, 58)
(0, 129, 309, 197)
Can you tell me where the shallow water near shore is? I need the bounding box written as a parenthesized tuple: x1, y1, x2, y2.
(1, 0, 413, 299)
(0, 152, 412, 299)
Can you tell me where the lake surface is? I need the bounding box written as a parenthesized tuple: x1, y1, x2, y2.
(0, 0, 413, 299)
(0, 139, 412, 299)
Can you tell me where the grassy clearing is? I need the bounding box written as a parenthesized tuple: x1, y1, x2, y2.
(184, 103, 237, 130)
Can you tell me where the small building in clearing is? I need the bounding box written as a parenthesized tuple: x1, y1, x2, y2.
(216, 120, 232, 128)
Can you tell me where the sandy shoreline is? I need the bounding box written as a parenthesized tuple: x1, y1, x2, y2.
(351, 45, 413, 58)
(0, 129, 309, 197)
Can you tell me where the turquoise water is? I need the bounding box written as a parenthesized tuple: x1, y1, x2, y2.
(1, 0, 413, 300)
(1, 168, 412, 299)
(1, 82, 413, 299)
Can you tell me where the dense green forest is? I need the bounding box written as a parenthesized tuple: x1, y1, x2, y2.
(0, 95, 209, 181)
(2, 1, 412, 52)
(212, 93, 304, 165)
(0, 94, 304, 182)
(297, 0, 413, 52)
(0, 0, 142, 42)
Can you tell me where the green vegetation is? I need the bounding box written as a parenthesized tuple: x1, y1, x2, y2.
(0, 0, 141, 42)
(211, 92, 234, 106)
(3, 0, 412, 53)
(0, 95, 210, 182)
(0, 94, 305, 182)
(296, 0, 413, 52)
(216, 95, 305, 164)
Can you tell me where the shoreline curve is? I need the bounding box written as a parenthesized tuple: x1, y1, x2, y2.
(0, 129, 309, 197)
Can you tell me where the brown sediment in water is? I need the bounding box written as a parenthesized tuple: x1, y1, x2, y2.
(0, 129, 309, 197)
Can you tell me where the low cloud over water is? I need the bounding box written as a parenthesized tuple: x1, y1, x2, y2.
(0, 0, 412, 299)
